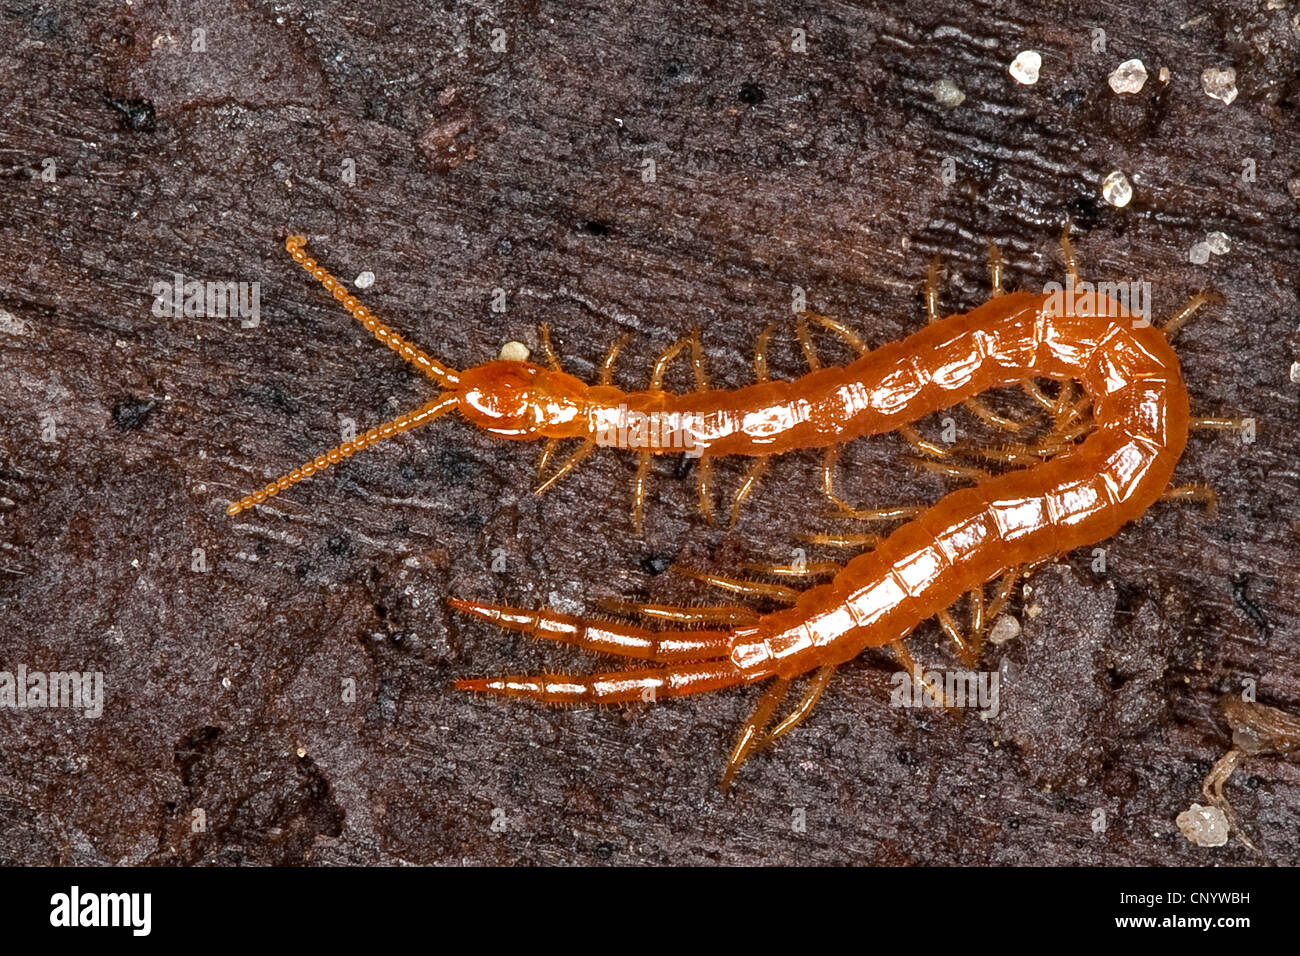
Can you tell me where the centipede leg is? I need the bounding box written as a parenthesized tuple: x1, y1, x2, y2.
(1060, 219, 1080, 286)
(633, 450, 652, 533)
(720, 677, 792, 792)
(1190, 416, 1252, 435)
(697, 457, 715, 522)
(738, 559, 842, 579)
(650, 332, 700, 390)
(539, 323, 562, 371)
(983, 569, 1020, 633)
(800, 530, 883, 549)
(729, 458, 770, 527)
(688, 337, 715, 521)
(968, 586, 985, 655)
(795, 317, 822, 371)
(924, 256, 942, 323)
(962, 396, 1026, 433)
(1162, 290, 1224, 338)
(890, 641, 955, 709)
(594, 599, 761, 628)
(536, 439, 596, 495)
(759, 665, 836, 747)
(1021, 378, 1057, 412)
(537, 439, 558, 477)
(908, 457, 991, 483)
(821, 445, 926, 522)
(599, 333, 634, 385)
(677, 567, 801, 603)
(899, 425, 949, 459)
(987, 239, 1005, 296)
(802, 312, 869, 356)
(1160, 483, 1219, 514)
(754, 323, 775, 383)
(935, 607, 976, 665)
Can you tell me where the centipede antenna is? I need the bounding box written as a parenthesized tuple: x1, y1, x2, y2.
(227, 392, 458, 515)
(284, 235, 460, 388)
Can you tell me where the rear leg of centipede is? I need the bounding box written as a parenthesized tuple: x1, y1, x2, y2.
(448, 597, 751, 662)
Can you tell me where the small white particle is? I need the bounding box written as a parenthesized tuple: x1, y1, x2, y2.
(221, 676, 232, 689)
(1108, 58, 1148, 94)
(1206, 231, 1231, 255)
(1100, 170, 1133, 207)
(1289, 361, 1300, 384)
(931, 78, 965, 107)
(1177, 803, 1229, 847)
(1009, 50, 1042, 85)
(1189, 242, 1211, 265)
(1201, 67, 1239, 105)
(0, 310, 26, 335)
(354, 271, 375, 289)
(988, 615, 1022, 646)
(498, 340, 531, 362)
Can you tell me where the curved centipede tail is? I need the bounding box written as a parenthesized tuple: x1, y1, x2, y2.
(454, 660, 747, 705)
(284, 235, 461, 388)
(448, 597, 738, 662)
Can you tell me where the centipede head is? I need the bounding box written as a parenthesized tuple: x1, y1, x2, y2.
(455, 359, 588, 440)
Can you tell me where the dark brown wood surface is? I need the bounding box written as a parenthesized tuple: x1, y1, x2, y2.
(1, 0, 1298, 865)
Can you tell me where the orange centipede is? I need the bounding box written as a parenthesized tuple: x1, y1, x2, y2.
(227, 229, 1244, 787)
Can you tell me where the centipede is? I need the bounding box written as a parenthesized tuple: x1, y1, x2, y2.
(226, 228, 1246, 788)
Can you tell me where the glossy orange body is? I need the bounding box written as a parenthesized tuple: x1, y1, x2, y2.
(455, 290, 1188, 699)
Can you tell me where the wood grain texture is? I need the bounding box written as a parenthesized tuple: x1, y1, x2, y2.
(1, 0, 1297, 865)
